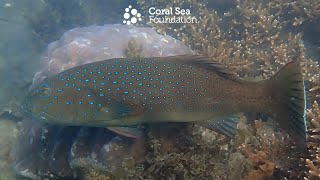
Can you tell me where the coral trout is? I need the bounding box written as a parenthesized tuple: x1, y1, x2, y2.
(22, 55, 307, 143)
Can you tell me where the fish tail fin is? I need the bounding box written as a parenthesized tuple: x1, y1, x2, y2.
(268, 60, 307, 145)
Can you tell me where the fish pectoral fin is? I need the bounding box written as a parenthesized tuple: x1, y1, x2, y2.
(107, 126, 144, 138)
(102, 99, 144, 119)
(196, 115, 240, 138)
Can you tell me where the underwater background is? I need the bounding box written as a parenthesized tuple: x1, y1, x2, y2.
(0, 0, 320, 179)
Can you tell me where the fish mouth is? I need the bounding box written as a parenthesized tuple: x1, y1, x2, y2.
(20, 99, 53, 121)
(20, 99, 33, 117)
(21, 108, 55, 122)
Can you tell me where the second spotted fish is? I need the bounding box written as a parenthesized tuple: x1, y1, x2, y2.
(22, 55, 307, 143)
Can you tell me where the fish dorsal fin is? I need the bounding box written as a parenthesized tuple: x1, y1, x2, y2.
(159, 55, 241, 81)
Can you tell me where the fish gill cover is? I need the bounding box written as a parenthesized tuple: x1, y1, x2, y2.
(1, 0, 320, 179)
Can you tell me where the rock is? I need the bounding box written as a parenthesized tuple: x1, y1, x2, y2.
(0, 119, 20, 180)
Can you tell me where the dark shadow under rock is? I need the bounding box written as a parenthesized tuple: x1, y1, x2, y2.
(12, 118, 144, 179)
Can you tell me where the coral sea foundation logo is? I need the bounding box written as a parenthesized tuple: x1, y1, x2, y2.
(123, 5, 142, 25)
(148, 7, 198, 24)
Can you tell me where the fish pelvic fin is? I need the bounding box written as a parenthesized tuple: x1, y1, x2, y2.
(268, 60, 307, 146)
(107, 126, 144, 138)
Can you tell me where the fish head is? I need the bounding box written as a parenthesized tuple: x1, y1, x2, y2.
(21, 76, 113, 126)
(21, 80, 66, 124)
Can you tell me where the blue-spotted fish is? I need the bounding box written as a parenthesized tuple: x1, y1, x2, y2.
(22, 55, 307, 143)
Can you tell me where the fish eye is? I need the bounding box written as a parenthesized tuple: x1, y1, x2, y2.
(39, 83, 51, 98)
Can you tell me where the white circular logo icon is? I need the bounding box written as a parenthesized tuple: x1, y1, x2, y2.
(123, 5, 142, 25)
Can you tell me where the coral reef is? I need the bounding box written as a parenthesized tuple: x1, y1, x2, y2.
(13, 121, 145, 179)
(240, 120, 306, 179)
(137, 0, 320, 178)
(11, 0, 320, 179)
(138, 0, 320, 101)
(306, 101, 320, 179)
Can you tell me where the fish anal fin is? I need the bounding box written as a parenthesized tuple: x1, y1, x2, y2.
(196, 115, 240, 138)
